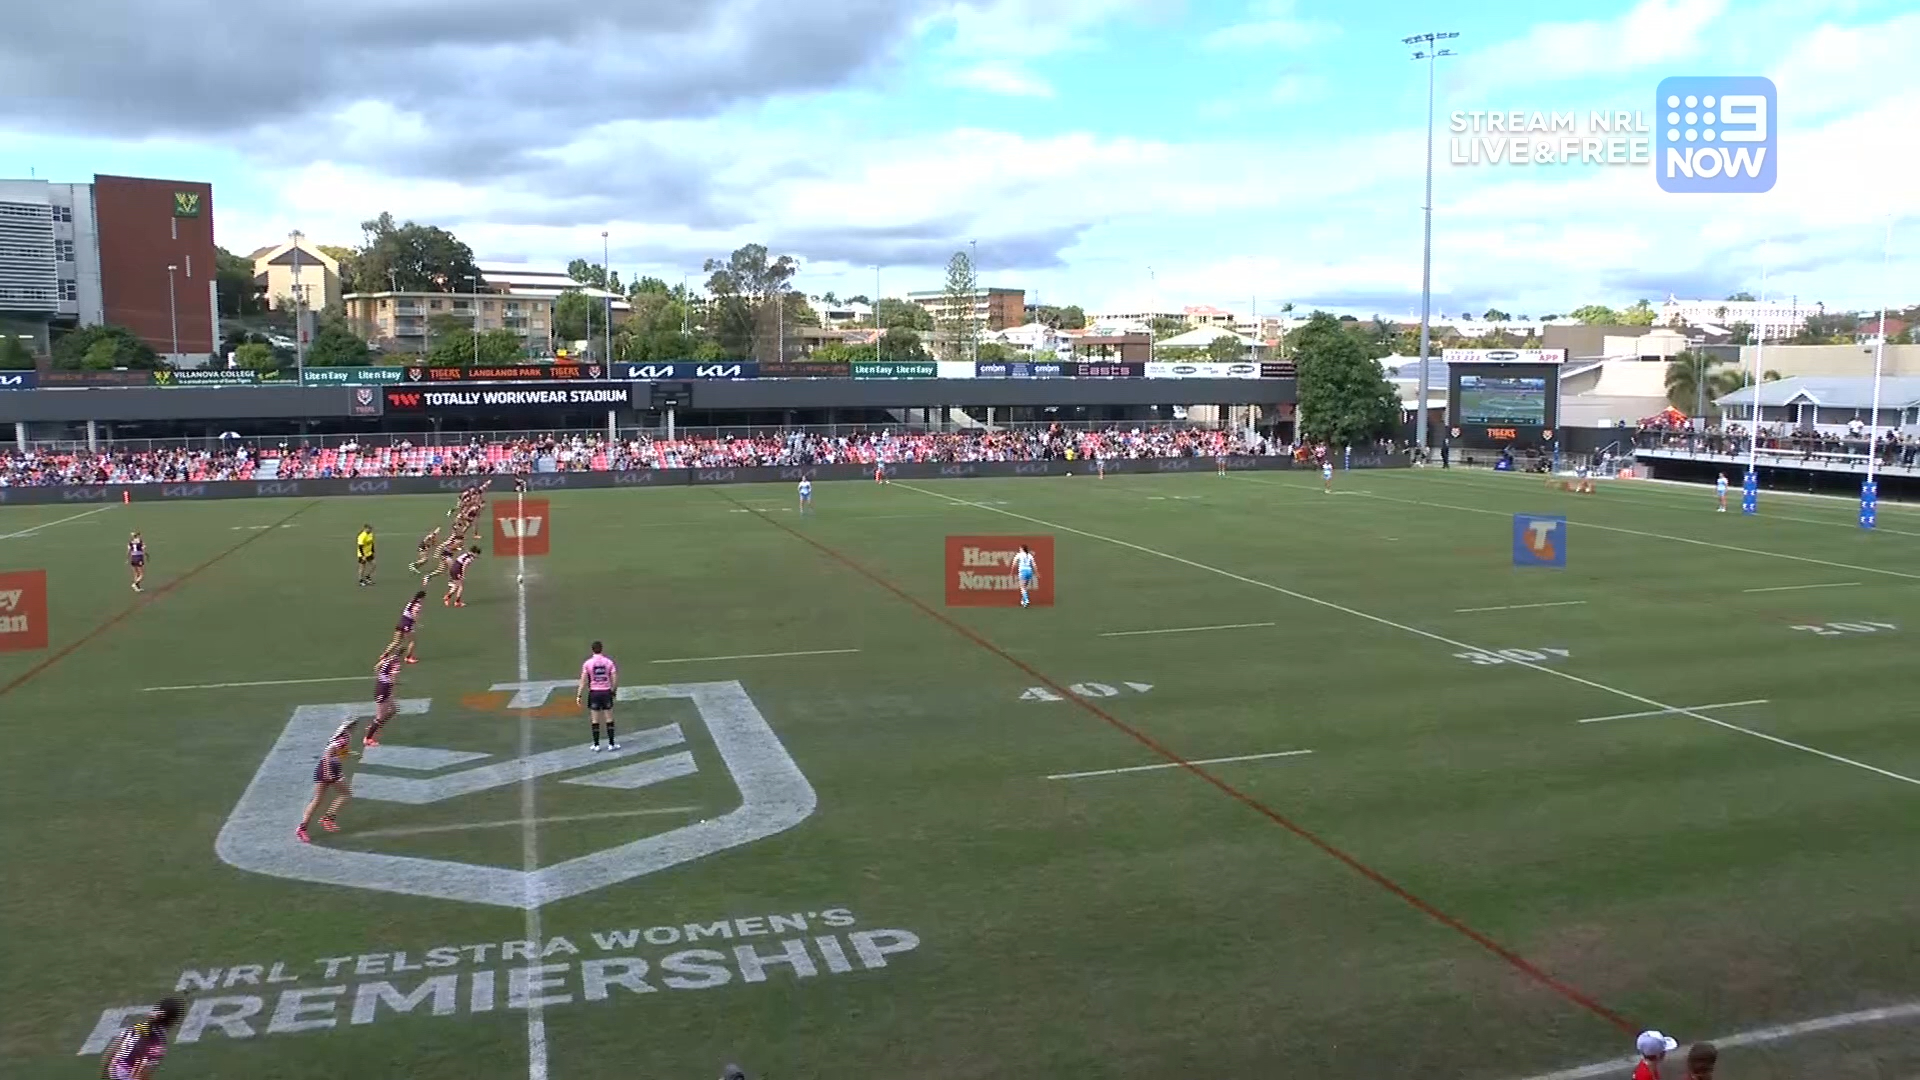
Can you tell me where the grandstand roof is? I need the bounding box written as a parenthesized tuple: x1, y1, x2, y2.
(1714, 375, 1920, 410)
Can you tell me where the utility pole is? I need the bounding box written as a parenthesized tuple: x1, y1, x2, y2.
(1405, 30, 1460, 453)
(289, 230, 306, 376)
(601, 231, 613, 364)
(165, 264, 180, 361)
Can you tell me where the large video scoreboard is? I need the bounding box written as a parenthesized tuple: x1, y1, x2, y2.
(1444, 349, 1565, 449)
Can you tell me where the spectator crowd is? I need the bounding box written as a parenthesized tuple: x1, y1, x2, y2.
(1635, 423, 1919, 469)
(0, 427, 1323, 486)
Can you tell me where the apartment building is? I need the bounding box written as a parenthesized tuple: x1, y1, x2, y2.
(1661, 295, 1819, 338)
(343, 290, 555, 354)
(0, 174, 215, 362)
(250, 235, 341, 311)
(906, 287, 1026, 331)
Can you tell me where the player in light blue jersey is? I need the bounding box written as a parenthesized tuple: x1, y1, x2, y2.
(1715, 472, 1728, 512)
(797, 477, 813, 514)
(1015, 545, 1037, 608)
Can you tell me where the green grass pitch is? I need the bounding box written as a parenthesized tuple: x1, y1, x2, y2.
(3, 469, 1918, 1079)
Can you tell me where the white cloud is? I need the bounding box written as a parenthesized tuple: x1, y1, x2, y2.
(1465, 0, 1728, 89)
(1769, 11, 1920, 120)
(930, 0, 1159, 60)
(944, 63, 1056, 97)
(1202, 0, 1337, 50)
(1269, 73, 1324, 104)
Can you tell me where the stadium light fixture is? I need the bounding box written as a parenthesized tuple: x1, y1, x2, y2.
(1405, 31, 1459, 453)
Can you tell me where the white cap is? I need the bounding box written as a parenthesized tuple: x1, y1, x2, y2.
(1637, 1031, 1678, 1057)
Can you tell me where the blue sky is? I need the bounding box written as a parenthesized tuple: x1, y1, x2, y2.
(2, 0, 1915, 318)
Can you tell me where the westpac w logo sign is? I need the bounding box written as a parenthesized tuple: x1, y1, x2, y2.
(214, 681, 817, 908)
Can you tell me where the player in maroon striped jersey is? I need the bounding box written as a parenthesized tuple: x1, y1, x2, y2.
(127, 533, 146, 593)
(297, 720, 356, 842)
(443, 546, 480, 607)
(382, 590, 426, 665)
(365, 650, 403, 748)
(100, 997, 182, 1079)
(407, 527, 440, 574)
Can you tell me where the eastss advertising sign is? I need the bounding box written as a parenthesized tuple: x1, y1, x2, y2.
(383, 383, 636, 415)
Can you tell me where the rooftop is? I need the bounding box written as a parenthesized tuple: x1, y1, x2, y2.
(1715, 375, 1920, 411)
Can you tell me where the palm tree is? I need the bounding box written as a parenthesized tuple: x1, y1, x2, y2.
(1665, 350, 1746, 417)
(1278, 301, 1296, 359)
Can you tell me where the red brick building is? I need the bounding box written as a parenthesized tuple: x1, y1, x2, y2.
(93, 175, 217, 360)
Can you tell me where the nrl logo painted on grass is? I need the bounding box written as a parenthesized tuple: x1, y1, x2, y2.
(214, 680, 817, 908)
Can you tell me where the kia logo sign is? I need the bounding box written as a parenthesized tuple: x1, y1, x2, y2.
(695, 469, 736, 483)
(525, 475, 568, 489)
(939, 464, 975, 477)
(62, 488, 110, 501)
(1156, 459, 1194, 472)
(777, 468, 808, 481)
(436, 479, 472, 491)
(348, 480, 391, 494)
(160, 484, 207, 499)
(612, 471, 656, 486)
(1013, 462, 1051, 475)
(254, 482, 300, 496)
(694, 364, 741, 378)
(631, 365, 674, 380)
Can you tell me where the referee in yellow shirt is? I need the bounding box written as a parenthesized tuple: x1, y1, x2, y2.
(356, 525, 377, 587)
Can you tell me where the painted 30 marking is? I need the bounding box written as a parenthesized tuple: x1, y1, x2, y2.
(1020, 681, 1153, 702)
(1454, 647, 1571, 666)
(1790, 621, 1897, 637)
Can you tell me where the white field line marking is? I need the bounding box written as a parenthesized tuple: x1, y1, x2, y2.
(899, 483, 1920, 788)
(1099, 621, 1276, 637)
(1576, 699, 1770, 725)
(351, 806, 698, 839)
(144, 675, 364, 692)
(1742, 581, 1862, 594)
(650, 648, 859, 664)
(1454, 601, 1589, 613)
(514, 491, 548, 1080)
(1512, 999, 1920, 1080)
(1631, 473, 1920, 515)
(1049, 749, 1313, 780)
(0, 504, 113, 540)
(1313, 479, 1920, 582)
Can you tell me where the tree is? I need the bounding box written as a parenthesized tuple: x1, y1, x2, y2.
(978, 341, 1021, 363)
(234, 342, 277, 371)
(567, 260, 621, 294)
(0, 335, 33, 369)
(215, 246, 267, 318)
(305, 315, 372, 366)
(878, 327, 927, 361)
(553, 289, 609, 343)
(1482, 308, 1511, 323)
(1665, 350, 1745, 416)
(1149, 315, 1186, 340)
(939, 250, 979, 363)
(1292, 312, 1403, 446)
(351, 212, 483, 294)
(1619, 299, 1657, 326)
(317, 244, 359, 292)
(1031, 304, 1087, 330)
(1206, 334, 1244, 362)
(1726, 291, 1756, 302)
(811, 341, 877, 364)
(1893, 326, 1915, 345)
(1569, 304, 1622, 325)
(51, 324, 160, 369)
(1727, 321, 1755, 345)
(876, 297, 934, 331)
(428, 328, 522, 367)
(844, 294, 870, 306)
(703, 243, 798, 361)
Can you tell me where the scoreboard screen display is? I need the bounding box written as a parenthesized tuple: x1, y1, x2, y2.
(1458, 374, 1549, 426)
(1447, 362, 1561, 447)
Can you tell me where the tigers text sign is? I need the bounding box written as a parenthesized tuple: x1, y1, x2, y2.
(944, 536, 1053, 607)
(493, 499, 550, 557)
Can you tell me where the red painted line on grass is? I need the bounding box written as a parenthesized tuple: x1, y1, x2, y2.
(0, 501, 317, 698)
(730, 491, 1639, 1036)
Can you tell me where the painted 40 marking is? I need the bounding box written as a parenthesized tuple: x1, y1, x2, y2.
(1020, 682, 1153, 702)
(1454, 647, 1571, 666)
(1790, 621, 1897, 637)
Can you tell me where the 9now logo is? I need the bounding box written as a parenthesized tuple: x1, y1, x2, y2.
(1655, 76, 1775, 193)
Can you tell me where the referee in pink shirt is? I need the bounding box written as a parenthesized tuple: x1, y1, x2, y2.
(577, 641, 619, 751)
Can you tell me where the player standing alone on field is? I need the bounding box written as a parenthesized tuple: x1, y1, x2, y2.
(296, 719, 356, 842)
(1015, 544, 1037, 608)
(127, 532, 146, 592)
(1716, 472, 1729, 512)
(1322, 459, 1334, 494)
(578, 641, 620, 751)
(100, 997, 182, 1079)
(797, 477, 812, 514)
(444, 546, 479, 607)
(355, 524, 376, 586)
